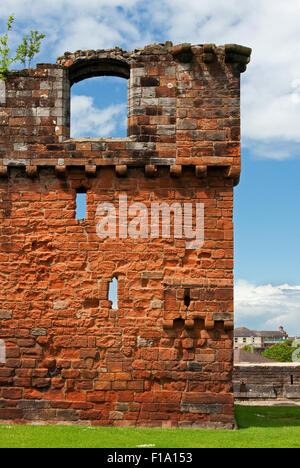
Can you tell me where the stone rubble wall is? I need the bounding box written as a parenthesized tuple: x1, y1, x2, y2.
(234, 363, 300, 401)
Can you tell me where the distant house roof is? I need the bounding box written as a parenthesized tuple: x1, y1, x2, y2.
(234, 349, 276, 363)
(256, 331, 286, 338)
(234, 327, 257, 337)
(234, 326, 287, 338)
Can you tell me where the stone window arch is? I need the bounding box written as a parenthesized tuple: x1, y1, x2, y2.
(57, 52, 131, 140)
(68, 57, 130, 86)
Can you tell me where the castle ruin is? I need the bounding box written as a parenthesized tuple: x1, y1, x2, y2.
(0, 42, 251, 428)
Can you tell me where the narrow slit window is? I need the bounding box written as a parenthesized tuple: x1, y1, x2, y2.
(108, 277, 118, 310)
(76, 190, 87, 220)
(291, 375, 294, 385)
(0, 339, 6, 364)
(240, 382, 247, 393)
(184, 289, 191, 308)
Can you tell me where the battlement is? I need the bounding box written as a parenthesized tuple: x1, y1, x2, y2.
(0, 42, 251, 184)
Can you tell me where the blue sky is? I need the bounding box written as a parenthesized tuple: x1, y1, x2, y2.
(1, 0, 300, 334)
(235, 152, 300, 286)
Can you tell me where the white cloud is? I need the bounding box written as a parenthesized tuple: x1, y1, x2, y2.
(57, 17, 124, 53)
(0, 1, 143, 56)
(71, 95, 126, 138)
(235, 279, 300, 336)
(143, 0, 300, 159)
(53, 7, 142, 54)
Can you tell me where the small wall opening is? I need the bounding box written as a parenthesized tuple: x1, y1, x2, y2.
(71, 76, 128, 138)
(173, 318, 185, 331)
(76, 188, 87, 220)
(0, 339, 6, 364)
(184, 289, 191, 307)
(108, 277, 118, 310)
(291, 375, 294, 385)
(240, 382, 247, 393)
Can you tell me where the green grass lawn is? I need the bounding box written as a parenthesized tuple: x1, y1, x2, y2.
(1, 406, 300, 448)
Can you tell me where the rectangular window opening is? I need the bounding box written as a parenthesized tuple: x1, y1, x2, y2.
(184, 289, 191, 307)
(108, 277, 118, 310)
(76, 190, 87, 220)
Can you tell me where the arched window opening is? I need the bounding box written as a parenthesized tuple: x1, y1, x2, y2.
(70, 76, 128, 139)
(108, 277, 118, 310)
(76, 188, 87, 220)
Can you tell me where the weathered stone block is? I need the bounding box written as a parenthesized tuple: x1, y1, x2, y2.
(0, 81, 6, 104)
(181, 403, 222, 414)
(283, 385, 300, 399)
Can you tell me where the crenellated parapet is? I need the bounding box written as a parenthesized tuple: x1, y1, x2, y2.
(0, 42, 251, 185)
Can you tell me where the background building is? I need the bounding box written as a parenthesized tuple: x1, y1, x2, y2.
(234, 326, 288, 350)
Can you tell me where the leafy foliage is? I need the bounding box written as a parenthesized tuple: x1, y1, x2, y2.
(242, 345, 253, 352)
(0, 15, 15, 80)
(0, 14, 45, 80)
(262, 341, 300, 362)
(16, 30, 45, 68)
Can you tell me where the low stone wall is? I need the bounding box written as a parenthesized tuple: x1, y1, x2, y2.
(233, 363, 300, 401)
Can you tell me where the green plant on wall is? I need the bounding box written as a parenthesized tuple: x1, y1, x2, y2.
(16, 30, 45, 68)
(242, 345, 253, 352)
(0, 14, 45, 80)
(262, 341, 300, 362)
(0, 15, 15, 80)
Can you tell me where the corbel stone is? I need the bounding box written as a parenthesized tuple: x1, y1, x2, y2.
(85, 165, 97, 177)
(185, 320, 195, 329)
(170, 165, 182, 177)
(195, 165, 207, 178)
(225, 44, 252, 57)
(224, 44, 252, 72)
(163, 320, 174, 330)
(202, 44, 217, 63)
(225, 165, 240, 186)
(203, 43, 216, 53)
(170, 43, 193, 63)
(145, 164, 157, 178)
(115, 164, 127, 177)
(26, 165, 38, 178)
(0, 166, 8, 177)
(224, 321, 234, 331)
(55, 165, 66, 178)
(205, 319, 215, 330)
(225, 44, 252, 64)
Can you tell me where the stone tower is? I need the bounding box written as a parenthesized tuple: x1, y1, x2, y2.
(0, 42, 251, 428)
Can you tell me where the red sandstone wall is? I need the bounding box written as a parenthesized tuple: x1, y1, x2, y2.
(0, 168, 235, 427)
(0, 42, 251, 428)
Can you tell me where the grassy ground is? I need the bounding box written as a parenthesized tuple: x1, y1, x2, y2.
(1, 406, 300, 448)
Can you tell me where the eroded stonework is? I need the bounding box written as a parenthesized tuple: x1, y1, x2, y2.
(0, 42, 251, 428)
